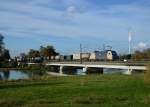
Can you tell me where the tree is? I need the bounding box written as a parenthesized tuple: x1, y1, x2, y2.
(20, 53, 27, 62)
(3, 49, 10, 60)
(144, 48, 150, 60)
(0, 34, 9, 61)
(0, 49, 10, 62)
(0, 33, 4, 54)
(28, 49, 40, 58)
(132, 48, 150, 61)
(132, 51, 145, 61)
(40, 45, 58, 59)
(120, 54, 132, 60)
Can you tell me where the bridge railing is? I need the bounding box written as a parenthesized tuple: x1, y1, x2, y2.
(45, 61, 147, 66)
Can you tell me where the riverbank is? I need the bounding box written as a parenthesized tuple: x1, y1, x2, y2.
(0, 75, 150, 107)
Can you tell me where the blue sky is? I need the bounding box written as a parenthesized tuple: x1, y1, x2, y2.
(0, 0, 150, 57)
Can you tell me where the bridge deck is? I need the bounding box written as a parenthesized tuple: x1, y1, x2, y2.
(46, 62, 147, 71)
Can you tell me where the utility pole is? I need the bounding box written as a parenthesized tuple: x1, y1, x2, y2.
(128, 30, 132, 55)
(80, 44, 82, 64)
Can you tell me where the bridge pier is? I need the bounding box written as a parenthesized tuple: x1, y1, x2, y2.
(83, 67, 87, 73)
(59, 66, 63, 75)
(124, 67, 132, 75)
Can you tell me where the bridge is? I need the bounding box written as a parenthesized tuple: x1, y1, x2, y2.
(46, 61, 147, 75)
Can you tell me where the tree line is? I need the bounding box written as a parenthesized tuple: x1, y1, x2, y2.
(132, 49, 150, 61)
(19, 45, 59, 63)
(0, 33, 59, 68)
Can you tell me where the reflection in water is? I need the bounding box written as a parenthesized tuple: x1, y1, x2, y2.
(0, 70, 42, 80)
(103, 68, 127, 74)
(3, 71, 10, 79)
(76, 69, 86, 75)
(0, 74, 2, 80)
(75, 68, 127, 75)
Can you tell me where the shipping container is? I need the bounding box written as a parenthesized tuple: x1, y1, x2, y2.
(73, 53, 90, 61)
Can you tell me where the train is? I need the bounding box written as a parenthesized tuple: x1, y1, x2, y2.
(53, 50, 119, 61)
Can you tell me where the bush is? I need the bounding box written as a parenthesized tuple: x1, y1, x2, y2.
(0, 62, 17, 68)
(144, 63, 150, 83)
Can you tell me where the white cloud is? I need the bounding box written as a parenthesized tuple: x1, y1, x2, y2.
(137, 42, 147, 49)
(66, 6, 77, 16)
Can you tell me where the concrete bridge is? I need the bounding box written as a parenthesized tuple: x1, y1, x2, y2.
(46, 61, 147, 75)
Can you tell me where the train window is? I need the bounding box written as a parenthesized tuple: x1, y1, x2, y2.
(108, 52, 111, 55)
(112, 51, 117, 55)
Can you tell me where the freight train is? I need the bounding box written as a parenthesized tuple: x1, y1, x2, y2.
(53, 50, 119, 61)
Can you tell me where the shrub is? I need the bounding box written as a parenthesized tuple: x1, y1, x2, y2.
(0, 62, 17, 68)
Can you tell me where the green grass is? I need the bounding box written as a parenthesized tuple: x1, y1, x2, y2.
(0, 75, 150, 107)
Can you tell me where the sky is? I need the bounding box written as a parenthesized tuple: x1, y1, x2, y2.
(0, 0, 150, 57)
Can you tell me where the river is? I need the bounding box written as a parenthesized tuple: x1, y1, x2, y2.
(0, 70, 44, 80)
(0, 69, 137, 80)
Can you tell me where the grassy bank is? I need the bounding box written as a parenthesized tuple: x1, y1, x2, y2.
(0, 75, 150, 107)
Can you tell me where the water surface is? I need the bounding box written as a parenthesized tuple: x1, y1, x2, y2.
(0, 70, 42, 80)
